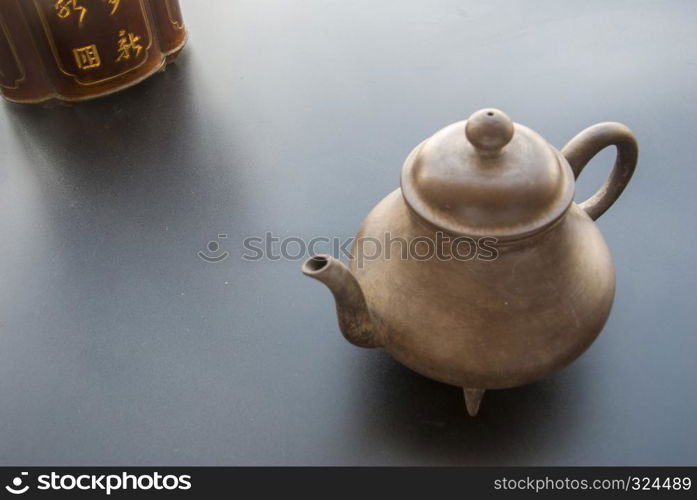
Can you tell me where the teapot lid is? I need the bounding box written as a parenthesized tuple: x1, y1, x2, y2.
(401, 108, 575, 240)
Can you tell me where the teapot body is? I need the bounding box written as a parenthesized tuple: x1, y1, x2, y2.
(349, 189, 615, 389)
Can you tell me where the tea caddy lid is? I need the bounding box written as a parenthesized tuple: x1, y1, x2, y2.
(401, 108, 575, 240)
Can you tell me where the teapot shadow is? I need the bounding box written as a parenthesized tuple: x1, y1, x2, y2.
(4, 49, 201, 187)
(346, 351, 585, 465)
(0, 47, 256, 324)
(2, 48, 253, 253)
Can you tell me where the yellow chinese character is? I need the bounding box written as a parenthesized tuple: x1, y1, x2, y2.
(105, 0, 121, 15)
(55, 0, 87, 28)
(116, 30, 143, 62)
(73, 44, 101, 70)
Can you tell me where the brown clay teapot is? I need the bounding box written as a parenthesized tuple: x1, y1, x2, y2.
(303, 108, 638, 416)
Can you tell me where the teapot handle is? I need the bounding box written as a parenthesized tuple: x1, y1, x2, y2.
(561, 122, 638, 221)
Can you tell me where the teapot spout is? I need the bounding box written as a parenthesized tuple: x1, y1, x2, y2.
(302, 255, 380, 348)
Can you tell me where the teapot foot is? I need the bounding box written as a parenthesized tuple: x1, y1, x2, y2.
(463, 388, 486, 417)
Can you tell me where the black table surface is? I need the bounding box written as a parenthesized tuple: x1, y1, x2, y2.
(1, 0, 695, 466)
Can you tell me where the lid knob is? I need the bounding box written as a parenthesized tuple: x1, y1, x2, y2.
(465, 108, 515, 156)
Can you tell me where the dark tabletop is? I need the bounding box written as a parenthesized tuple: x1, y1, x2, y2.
(1, 0, 695, 466)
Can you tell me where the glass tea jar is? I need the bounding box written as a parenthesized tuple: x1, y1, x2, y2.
(0, 0, 187, 104)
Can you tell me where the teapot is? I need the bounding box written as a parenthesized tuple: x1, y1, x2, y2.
(303, 108, 638, 416)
